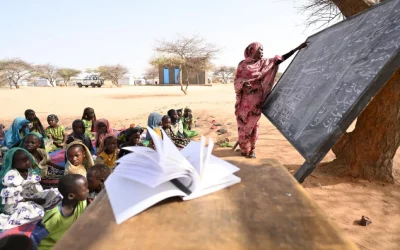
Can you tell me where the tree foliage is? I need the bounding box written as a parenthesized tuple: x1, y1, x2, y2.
(0, 58, 33, 88)
(151, 34, 219, 94)
(95, 64, 129, 86)
(34, 64, 59, 87)
(57, 68, 81, 86)
(143, 66, 159, 83)
(214, 66, 236, 84)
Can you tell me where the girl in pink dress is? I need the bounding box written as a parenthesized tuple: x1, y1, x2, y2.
(234, 42, 308, 158)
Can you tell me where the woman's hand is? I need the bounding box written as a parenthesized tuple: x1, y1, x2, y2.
(297, 42, 309, 50)
(244, 81, 252, 89)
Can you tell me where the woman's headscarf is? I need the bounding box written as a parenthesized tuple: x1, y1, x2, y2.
(244, 42, 262, 62)
(97, 134, 116, 156)
(19, 132, 45, 150)
(234, 42, 282, 100)
(146, 112, 163, 140)
(3, 117, 30, 148)
(93, 118, 113, 146)
(0, 148, 39, 212)
(25, 109, 46, 138)
(65, 141, 94, 171)
(47, 114, 59, 123)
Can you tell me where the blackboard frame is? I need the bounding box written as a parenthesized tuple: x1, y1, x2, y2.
(262, 0, 400, 182)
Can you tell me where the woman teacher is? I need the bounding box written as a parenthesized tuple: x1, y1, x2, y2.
(234, 41, 308, 158)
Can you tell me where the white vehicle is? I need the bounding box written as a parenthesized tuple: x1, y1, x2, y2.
(75, 75, 104, 88)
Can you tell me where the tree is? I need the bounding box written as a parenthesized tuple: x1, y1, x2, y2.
(34, 64, 59, 87)
(214, 66, 236, 84)
(95, 64, 129, 86)
(0, 58, 33, 89)
(58, 68, 81, 86)
(151, 34, 219, 94)
(143, 66, 159, 84)
(303, 0, 399, 183)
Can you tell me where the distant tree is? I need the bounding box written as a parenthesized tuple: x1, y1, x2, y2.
(58, 68, 81, 86)
(95, 64, 129, 86)
(34, 64, 59, 87)
(0, 58, 33, 89)
(143, 66, 159, 84)
(151, 34, 219, 94)
(214, 66, 236, 84)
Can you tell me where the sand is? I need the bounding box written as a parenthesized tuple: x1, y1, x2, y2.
(1, 84, 399, 249)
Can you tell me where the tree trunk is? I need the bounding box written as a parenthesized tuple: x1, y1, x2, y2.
(178, 66, 187, 95)
(13, 80, 19, 89)
(331, 0, 380, 18)
(323, 0, 399, 183)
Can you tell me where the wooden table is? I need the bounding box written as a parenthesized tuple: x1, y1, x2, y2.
(55, 158, 358, 250)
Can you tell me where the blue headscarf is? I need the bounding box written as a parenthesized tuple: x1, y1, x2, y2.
(146, 112, 162, 140)
(3, 117, 30, 148)
(0, 147, 39, 212)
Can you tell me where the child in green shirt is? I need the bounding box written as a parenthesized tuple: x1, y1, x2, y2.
(38, 174, 88, 250)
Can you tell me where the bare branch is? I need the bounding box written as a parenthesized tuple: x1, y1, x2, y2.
(34, 64, 59, 87)
(95, 64, 129, 86)
(214, 66, 236, 84)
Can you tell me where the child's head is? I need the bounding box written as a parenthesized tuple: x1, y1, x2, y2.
(47, 114, 59, 127)
(12, 149, 32, 173)
(184, 107, 192, 118)
(161, 115, 171, 129)
(67, 144, 86, 166)
(167, 109, 178, 123)
(87, 164, 111, 194)
(96, 122, 107, 134)
(72, 119, 85, 136)
(82, 107, 95, 120)
(104, 136, 117, 153)
(22, 134, 42, 153)
(176, 109, 183, 119)
(58, 174, 89, 202)
(125, 127, 143, 146)
(24, 109, 36, 122)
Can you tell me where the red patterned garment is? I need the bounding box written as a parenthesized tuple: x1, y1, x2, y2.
(234, 42, 282, 154)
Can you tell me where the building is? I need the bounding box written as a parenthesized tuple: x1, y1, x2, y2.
(158, 66, 208, 85)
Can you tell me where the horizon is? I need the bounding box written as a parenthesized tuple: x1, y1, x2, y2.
(0, 0, 334, 77)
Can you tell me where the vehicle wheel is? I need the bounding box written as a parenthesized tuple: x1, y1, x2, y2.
(85, 86, 88, 88)
(77, 83, 82, 88)
(97, 84, 101, 88)
(91, 83, 96, 88)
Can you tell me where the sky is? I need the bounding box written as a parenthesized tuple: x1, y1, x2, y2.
(0, 0, 326, 77)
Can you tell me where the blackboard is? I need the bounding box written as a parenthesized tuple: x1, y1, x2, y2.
(262, 0, 400, 182)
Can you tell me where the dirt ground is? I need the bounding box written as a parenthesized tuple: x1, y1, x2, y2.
(1, 85, 399, 250)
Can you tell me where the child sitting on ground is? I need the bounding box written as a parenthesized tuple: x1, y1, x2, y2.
(87, 164, 111, 204)
(45, 114, 67, 152)
(66, 120, 95, 155)
(20, 132, 64, 177)
(182, 107, 198, 138)
(96, 135, 118, 169)
(38, 174, 88, 250)
(3, 117, 30, 149)
(64, 142, 94, 176)
(81, 107, 96, 140)
(94, 118, 113, 150)
(25, 109, 47, 138)
(153, 116, 190, 149)
(118, 127, 145, 158)
(167, 109, 185, 138)
(0, 148, 62, 230)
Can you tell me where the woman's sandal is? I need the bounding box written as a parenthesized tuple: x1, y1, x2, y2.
(241, 151, 247, 156)
(247, 151, 256, 159)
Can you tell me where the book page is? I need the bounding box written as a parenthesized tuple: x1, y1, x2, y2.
(106, 174, 186, 224)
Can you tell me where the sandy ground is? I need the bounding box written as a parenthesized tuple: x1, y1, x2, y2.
(1, 84, 399, 249)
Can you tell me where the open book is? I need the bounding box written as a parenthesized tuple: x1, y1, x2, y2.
(105, 127, 241, 224)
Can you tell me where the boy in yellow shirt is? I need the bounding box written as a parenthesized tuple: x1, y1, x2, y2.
(38, 174, 88, 250)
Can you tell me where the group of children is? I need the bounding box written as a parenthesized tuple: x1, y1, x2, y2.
(0, 106, 198, 249)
